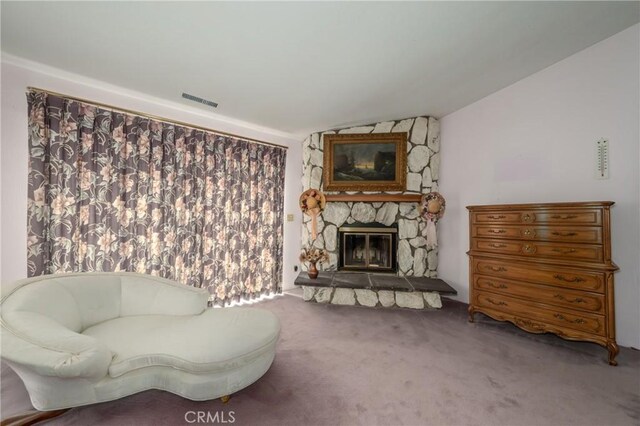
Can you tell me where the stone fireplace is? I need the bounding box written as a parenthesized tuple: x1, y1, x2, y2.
(339, 223, 397, 273)
(301, 115, 440, 278)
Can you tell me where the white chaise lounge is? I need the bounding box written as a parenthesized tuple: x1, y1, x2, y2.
(0, 272, 280, 415)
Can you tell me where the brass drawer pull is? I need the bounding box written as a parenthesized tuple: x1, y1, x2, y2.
(488, 243, 507, 248)
(553, 294, 586, 304)
(487, 215, 506, 219)
(551, 248, 577, 254)
(553, 313, 587, 324)
(522, 229, 534, 236)
(485, 266, 507, 272)
(522, 213, 534, 222)
(487, 282, 508, 289)
(486, 298, 507, 306)
(551, 232, 577, 237)
(488, 229, 506, 234)
(551, 214, 578, 220)
(522, 244, 536, 253)
(553, 274, 586, 283)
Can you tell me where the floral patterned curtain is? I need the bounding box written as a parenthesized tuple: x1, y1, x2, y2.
(26, 90, 286, 305)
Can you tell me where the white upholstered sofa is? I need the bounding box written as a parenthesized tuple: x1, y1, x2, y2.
(0, 272, 280, 411)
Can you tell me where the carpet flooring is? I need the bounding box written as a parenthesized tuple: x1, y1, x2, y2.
(2, 290, 639, 426)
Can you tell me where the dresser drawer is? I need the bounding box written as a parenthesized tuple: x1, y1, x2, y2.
(474, 275, 604, 314)
(472, 209, 602, 226)
(473, 212, 523, 223)
(472, 239, 603, 262)
(532, 210, 602, 226)
(473, 225, 603, 244)
(474, 291, 606, 336)
(472, 258, 604, 293)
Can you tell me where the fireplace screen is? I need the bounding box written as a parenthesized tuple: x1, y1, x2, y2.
(339, 225, 397, 272)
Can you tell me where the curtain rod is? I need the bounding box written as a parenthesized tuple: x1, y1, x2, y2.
(26, 87, 288, 150)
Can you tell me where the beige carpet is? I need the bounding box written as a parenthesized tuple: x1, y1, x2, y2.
(2, 290, 639, 425)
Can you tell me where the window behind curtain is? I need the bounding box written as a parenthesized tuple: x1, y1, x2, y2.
(26, 90, 287, 305)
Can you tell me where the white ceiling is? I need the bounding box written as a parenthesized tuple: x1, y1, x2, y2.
(2, 2, 639, 138)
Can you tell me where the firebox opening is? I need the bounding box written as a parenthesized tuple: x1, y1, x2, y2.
(338, 223, 397, 273)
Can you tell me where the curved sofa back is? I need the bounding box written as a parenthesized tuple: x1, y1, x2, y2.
(1, 273, 209, 332)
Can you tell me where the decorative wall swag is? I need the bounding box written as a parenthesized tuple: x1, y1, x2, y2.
(299, 189, 326, 240)
(420, 192, 446, 249)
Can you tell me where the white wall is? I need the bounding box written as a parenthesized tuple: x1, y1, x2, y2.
(439, 25, 640, 348)
(0, 55, 302, 291)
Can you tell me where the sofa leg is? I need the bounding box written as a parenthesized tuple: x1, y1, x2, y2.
(1, 408, 70, 426)
(220, 395, 230, 404)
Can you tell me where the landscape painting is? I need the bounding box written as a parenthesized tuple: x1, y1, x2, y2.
(323, 132, 407, 192)
(333, 143, 396, 181)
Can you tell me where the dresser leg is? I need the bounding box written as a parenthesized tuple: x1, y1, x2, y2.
(468, 306, 475, 323)
(607, 342, 619, 366)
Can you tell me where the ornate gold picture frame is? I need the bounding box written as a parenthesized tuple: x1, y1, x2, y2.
(323, 132, 407, 192)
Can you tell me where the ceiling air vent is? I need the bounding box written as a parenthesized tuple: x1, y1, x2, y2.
(182, 93, 218, 108)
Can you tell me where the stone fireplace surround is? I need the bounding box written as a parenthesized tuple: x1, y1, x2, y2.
(301, 116, 440, 277)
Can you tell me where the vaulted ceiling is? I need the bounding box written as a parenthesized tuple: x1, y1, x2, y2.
(2, 2, 638, 137)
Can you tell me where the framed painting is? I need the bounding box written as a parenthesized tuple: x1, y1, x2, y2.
(323, 132, 407, 192)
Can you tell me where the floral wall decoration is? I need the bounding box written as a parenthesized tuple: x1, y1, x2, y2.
(27, 90, 286, 305)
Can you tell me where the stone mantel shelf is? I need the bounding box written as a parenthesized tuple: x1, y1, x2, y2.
(324, 194, 422, 202)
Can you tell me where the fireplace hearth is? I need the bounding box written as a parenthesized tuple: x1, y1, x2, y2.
(338, 223, 397, 273)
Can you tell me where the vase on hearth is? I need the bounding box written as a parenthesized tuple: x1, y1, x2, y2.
(307, 261, 319, 279)
(299, 247, 328, 280)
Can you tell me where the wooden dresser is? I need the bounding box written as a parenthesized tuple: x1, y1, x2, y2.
(467, 202, 619, 365)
